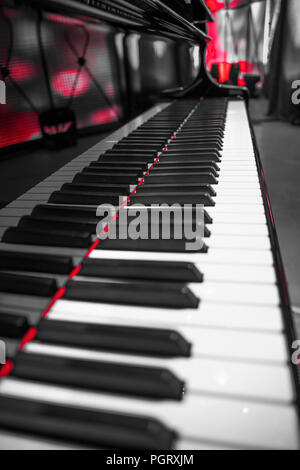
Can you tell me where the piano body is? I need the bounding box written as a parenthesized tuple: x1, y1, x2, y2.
(0, 0, 299, 450)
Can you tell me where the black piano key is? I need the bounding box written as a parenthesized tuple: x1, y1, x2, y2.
(184, 123, 224, 127)
(0, 272, 57, 297)
(79, 171, 139, 184)
(184, 121, 225, 126)
(144, 172, 218, 184)
(0, 312, 29, 339)
(81, 258, 203, 282)
(32, 205, 99, 220)
(154, 161, 220, 170)
(101, 153, 156, 162)
(3, 227, 92, 248)
(18, 216, 97, 235)
(138, 181, 217, 196)
(136, 125, 176, 129)
(159, 152, 221, 162)
(80, 168, 142, 178)
(65, 280, 199, 309)
(13, 353, 184, 400)
(150, 166, 219, 177)
(48, 191, 125, 206)
(121, 138, 167, 144)
(127, 137, 169, 142)
(61, 182, 130, 196)
(174, 135, 223, 142)
(169, 142, 222, 150)
(115, 145, 161, 152)
(36, 320, 192, 358)
(85, 166, 144, 175)
(0, 396, 177, 449)
(105, 149, 157, 156)
(89, 162, 148, 170)
(97, 158, 149, 168)
(0, 250, 74, 274)
(139, 183, 216, 196)
(73, 173, 132, 187)
(129, 193, 215, 206)
(174, 130, 224, 137)
(164, 148, 221, 156)
(97, 238, 208, 253)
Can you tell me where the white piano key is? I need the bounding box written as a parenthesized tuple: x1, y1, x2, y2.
(14, 197, 49, 204)
(214, 196, 263, 205)
(25, 342, 295, 404)
(0, 292, 50, 311)
(208, 235, 271, 250)
(218, 170, 258, 177)
(0, 208, 33, 218)
(39, 175, 77, 182)
(212, 213, 267, 224)
(215, 188, 262, 197)
(190, 282, 279, 306)
(28, 187, 62, 195)
(4, 200, 40, 209)
(0, 218, 19, 228)
(200, 263, 276, 283)
(0, 242, 86, 258)
(89, 248, 274, 266)
(1, 202, 46, 211)
(218, 176, 259, 183)
(218, 162, 257, 168)
(0, 432, 85, 450)
(1, 379, 298, 449)
(50, 299, 284, 332)
(210, 223, 269, 236)
(210, 205, 265, 214)
(217, 182, 262, 190)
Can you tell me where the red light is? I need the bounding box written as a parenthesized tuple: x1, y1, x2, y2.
(0, 361, 14, 378)
(238, 77, 246, 86)
(0, 109, 40, 149)
(46, 13, 84, 25)
(19, 327, 38, 351)
(52, 69, 90, 97)
(69, 264, 82, 280)
(8, 59, 35, 82)
(3, 7, 20, 18)
(91, 106, 120, 124)
(42, 287, 66, 318)
(206, 0, 244, 12)
(104, 83, 115, 97)
(218, 62, 232, 83)
(85, 239, 101, 258)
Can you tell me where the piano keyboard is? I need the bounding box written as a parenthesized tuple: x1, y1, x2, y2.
(0, 98, 299, 450)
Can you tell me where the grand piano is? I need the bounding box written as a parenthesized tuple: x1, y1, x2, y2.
(0, 0, 299, 450)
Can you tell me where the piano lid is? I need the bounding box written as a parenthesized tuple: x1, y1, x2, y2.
(27, 0, 213, 42)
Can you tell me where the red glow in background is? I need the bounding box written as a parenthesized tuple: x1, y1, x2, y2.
(206, 1, 262, 84)
(51, 69, 90, 97)
(0, 9, 121, 149)
(91, 106, 120, 124)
